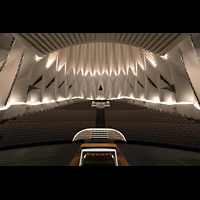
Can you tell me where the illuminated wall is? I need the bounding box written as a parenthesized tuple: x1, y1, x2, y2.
(0, 33, 200, 120)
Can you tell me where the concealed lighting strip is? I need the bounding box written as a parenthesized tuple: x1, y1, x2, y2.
(35, 55, 43, 62)
(0, 104, 11, 111)
(0, 96, 199, 111)
(194, 103, 200, 110)
(46, 52, 57, 68)
(145, 51, 157, 67)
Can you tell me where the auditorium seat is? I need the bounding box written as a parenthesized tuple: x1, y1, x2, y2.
(1, 99, 200, 151)
(0, 100, 96, 150)
(105, 100, 200, 151)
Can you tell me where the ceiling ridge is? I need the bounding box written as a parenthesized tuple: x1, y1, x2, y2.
(12, 33, 189, 56)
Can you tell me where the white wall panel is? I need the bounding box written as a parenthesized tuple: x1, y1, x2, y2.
(179, 35, 200, 105)
(0, 40, 24, 107)
(88, 78, 96, 99)
(114, 78, 123, 98)
(97, 76, 105, 98)
(66, 68, 75, 88)
(43, 61, 56, 102)
(57, 64, 65, 87)
(127, 67, 136, 88)
(124, 78, 134, 97)
(30, 56, 48, 85)
(27, 89, 42, 104)
(137, 64, 145, 88)
(79, 78, 88, 98)
(68, 79, 77, 98)
(0, 33, 14, 68)
(1, 33, 200, 120)
(146, 81, 159, 102)
(155, 54, 173, 84)
(105, 78, 113, 99)
(57, 82, 66, 99)
(9, 49, 36, 104)
(168, 46, 195, 103)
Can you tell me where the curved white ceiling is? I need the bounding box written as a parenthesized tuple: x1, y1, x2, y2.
(12, 33, 189, 56)
(53, 42, 139, 77)
(1, 32, 200, 121)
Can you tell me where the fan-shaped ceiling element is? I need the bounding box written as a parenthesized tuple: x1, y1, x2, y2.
(55, 42, 138, 77)
(12, 33, 189, 56)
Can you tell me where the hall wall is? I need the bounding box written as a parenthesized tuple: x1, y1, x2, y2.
(0, 34, 200, 120)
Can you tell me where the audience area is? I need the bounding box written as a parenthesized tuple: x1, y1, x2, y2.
(0, 101, 96, 150)
(0, 99, 200, 151)
(105, 100, 200, 151)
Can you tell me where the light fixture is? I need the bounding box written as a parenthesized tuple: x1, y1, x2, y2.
(161, 53, 168, 60)
(57, 65, 64, 71)
(194, 103, 200, 110)
(35, 55, 43, 62)
(164, 54, 168, 59)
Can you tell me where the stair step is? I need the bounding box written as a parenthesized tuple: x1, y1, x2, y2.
(91, 131, 108, 139)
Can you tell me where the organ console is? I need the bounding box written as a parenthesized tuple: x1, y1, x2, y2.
(69, 128, 129, 166)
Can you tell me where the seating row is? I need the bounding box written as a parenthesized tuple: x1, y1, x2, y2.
(0, 101, 96, 149)
(0, 99, 200, 151)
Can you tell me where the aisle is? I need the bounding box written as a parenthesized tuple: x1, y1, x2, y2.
(95, 108, 105, 128)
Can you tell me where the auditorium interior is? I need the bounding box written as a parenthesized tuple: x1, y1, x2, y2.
(1, 33, 200, 166)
